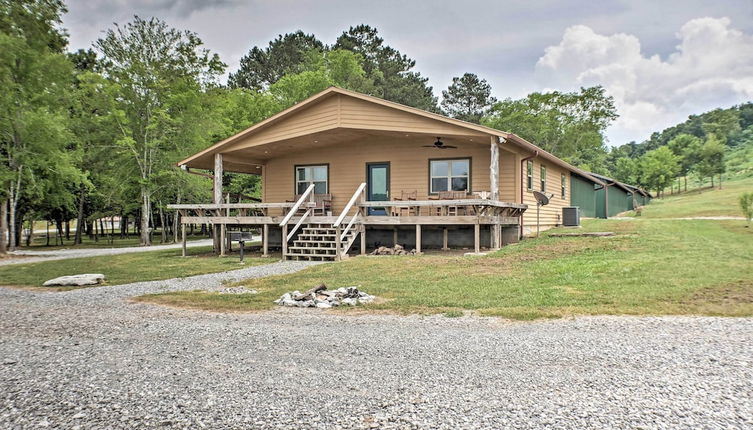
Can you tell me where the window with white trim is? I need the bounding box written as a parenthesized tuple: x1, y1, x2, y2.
(430, 159, 470, 193)
(295, 165, 328, 194)
(526, 160, 533, 190)
(561, 173, 566, 199)
(540, 165, 547, 192)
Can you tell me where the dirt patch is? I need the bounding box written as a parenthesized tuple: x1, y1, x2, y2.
(683, 281, 753, 306)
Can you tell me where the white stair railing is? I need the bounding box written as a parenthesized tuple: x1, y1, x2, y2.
(333, 183, 367, 259)
(279, 184, 315, 256)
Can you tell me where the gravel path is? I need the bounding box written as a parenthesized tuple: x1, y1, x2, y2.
(1, 266, 751, 429)
(1, 239, 219, 266)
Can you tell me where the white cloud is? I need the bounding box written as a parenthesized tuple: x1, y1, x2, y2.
(535, 17, 753, 145)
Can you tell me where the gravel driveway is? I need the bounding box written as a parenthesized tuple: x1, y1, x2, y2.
(1, 238, 220, 266)
(1, 264, 751, 429)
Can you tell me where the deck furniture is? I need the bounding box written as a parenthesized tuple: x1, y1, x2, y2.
(286, 193, 332, 216)
(391, 190, 418, 217)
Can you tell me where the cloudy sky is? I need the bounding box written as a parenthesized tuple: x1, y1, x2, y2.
(62, 0, 753, 146)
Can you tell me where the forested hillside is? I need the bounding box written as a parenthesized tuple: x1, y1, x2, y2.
(606, 103, 753, 194)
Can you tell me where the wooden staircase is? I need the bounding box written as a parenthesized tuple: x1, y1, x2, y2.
(281, 183, 367, 262)
(284, 224, 359, 261)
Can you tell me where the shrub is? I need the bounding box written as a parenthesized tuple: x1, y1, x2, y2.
(740, 192, 753, 226)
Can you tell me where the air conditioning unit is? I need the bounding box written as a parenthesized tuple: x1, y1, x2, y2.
(562, 207, 580, 227)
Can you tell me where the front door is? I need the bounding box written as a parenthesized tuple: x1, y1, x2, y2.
(367, 163, 390, 215)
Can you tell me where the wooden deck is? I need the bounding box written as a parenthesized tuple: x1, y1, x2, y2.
(167, 188, 527, 259)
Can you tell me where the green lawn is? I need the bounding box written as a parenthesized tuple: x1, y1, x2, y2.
(0, 246, 270, 288)
(138, 218, 753, 319)
(637, 176, 753, 219)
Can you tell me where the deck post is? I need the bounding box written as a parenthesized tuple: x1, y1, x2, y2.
(360, 225, 366, 255)
(335, 225, 342, 261)
(262, 224, 269, 257)
(213, 154, 223, 204)
(181, 222, 187, 257)
(415, 224, 421, 253)
(490, 137, 500, 249)
(442, 227, 449, 251)
(393, 227, 398, 247)
(474, 223, 480, 254)
(281, 224, 288, 259)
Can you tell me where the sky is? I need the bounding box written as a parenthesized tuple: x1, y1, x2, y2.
(62, 0, 753, 147)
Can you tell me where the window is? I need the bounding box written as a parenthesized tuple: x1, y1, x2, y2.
(430, 159, 470, 193)
(295, 165, 328, 194)
(526, 160, 533, 190)
(540, 165, 547, 192)
(561, 173, 566, 199)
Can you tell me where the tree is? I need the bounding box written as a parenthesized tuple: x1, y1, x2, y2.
(667, 134, 702, 191)
(740, 192, 753, 227)
(267, 49, 375, 109)
(441, 73, 496, 123)
(228, 31, 323, 90)
(613, 157, 639, 184)
(95, 16, 225, 246)
(695, 134, 726, 188)
(334, 25, 439, 111)
(483, 86, 617, 172)
(0, 0, 80, 251)
(640, 147, 680, 196)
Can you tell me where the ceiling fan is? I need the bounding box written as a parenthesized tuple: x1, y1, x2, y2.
(422, 137, 457, 149)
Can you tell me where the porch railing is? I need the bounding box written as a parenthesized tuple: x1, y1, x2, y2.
(333, 182, 367, 259)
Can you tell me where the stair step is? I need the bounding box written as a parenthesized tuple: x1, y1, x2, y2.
(292, 241, 337, 247)
(288, 246, 337, 253)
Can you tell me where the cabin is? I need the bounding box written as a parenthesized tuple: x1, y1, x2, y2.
(170, 87, 608, 260)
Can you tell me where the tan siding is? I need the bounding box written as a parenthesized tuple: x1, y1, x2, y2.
(521, 159, 570, 229)
(339, 96, 487, 136)
(226, 97, 341, 151)
(264, 135, 510, 214)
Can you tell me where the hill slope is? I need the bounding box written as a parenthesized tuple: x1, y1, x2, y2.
(639, 177, 753, 219)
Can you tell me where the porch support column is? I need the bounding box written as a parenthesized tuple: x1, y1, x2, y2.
(360, 225, 366, 255)
(262, 224, 269, 257)
(213, 154, 223, 255)
(490, 137, 500, 249)
(393, 227, 398, 247)
(442, 227, 449, 251)
(415, 224, 421, 254)
(474, 222, 480, 254)
(213, 153, 223, 204)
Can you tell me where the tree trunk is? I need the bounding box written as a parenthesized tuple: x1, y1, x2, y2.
(684, 176, 687, 192)
(159, 205, 167, 244)
(719, 174, 722, 190)
(93, 218, 98, 243)
(99, 219, 105, 242)
(25, 218, 33, 247)
(74, 184, 86, 245)
(46, 221, 50, 246)
(56, 218, 64, 246)
(65, 221, 70, 241)
(140, 188, 151, 246)
(8, 189, 16, 251)
(0, 199, 7, 254)
(120, 214, 127, 239)
(711, 176, 714, 188)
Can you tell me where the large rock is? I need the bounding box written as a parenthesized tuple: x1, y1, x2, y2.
(43, 274, 105, 287)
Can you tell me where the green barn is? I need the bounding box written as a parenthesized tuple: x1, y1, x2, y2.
(587, 173, 650, 218)
(570, 172, 605, 218)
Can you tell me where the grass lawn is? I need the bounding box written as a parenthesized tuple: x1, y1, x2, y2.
(637, 176, 753, 219)
(137, 218, 753, 319)
(0, 246, 269, 288)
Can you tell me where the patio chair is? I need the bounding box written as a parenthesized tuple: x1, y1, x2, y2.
(286, 193, 332, 216)
(391, 190, 418, 216)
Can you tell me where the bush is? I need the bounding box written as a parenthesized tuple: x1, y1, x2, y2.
(740, 192, 753, 226)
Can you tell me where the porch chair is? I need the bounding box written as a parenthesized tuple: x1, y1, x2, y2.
(444, 190, 471, 216)
(286, 193, 332, 216)
(391, 190, 418, 217)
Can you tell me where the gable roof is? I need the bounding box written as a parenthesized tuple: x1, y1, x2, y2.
(178, 86, 604, 185)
